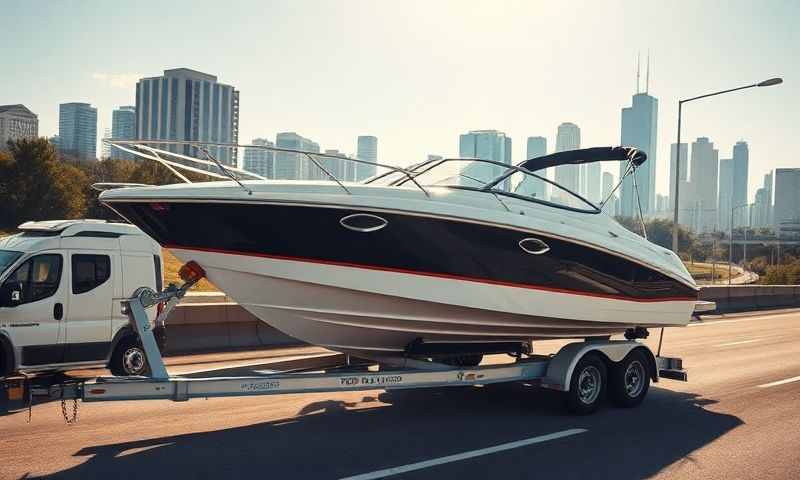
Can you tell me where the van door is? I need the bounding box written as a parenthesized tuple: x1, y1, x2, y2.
(0, 253, 66, 367)
(63, 252, 115, 363)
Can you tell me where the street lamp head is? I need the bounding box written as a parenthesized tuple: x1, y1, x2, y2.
(757, 77, 783, 87)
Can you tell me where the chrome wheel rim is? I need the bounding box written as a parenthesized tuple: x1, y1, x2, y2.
(578, 365, 601, 405)
(123, 347, 145, 375)
(624, 360, 646, 398)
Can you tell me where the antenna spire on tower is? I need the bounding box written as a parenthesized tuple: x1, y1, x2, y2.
(636, 52, 641, 93)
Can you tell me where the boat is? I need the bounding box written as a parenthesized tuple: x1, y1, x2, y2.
(99, 141, 699, 361)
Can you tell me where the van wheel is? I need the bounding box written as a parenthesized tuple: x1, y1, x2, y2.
(565, 353, 607, 415)
(110, 337, 150, 376)
(609, 350, 650, 408)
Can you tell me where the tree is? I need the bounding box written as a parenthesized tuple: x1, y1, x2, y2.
(0, 138, 89, 228)
(614, 216, 697, 254)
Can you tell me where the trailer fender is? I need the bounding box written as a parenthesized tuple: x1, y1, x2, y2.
(542, 341, 656, 392)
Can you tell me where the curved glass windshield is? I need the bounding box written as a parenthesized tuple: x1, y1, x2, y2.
(389, 159, 598, 213)
(0, 250, 23, 277)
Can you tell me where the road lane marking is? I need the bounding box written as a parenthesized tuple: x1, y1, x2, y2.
(758, 376, 800, 389)
(339, 428, 587, 480)
(715, 339, 762, 347)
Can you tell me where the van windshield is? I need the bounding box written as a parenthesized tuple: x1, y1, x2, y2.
(0, 250, 23, 277)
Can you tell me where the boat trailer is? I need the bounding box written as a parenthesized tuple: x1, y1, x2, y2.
(2, 262, 689, 420)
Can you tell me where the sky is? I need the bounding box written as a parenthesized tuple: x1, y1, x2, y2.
(2, 0, 798, 198)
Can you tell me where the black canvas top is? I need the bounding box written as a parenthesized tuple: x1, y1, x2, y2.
(518, 146, 647, 172)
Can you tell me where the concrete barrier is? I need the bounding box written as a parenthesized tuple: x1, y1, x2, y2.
(700, 285, 800, 314)
(163, 301, 302, 354)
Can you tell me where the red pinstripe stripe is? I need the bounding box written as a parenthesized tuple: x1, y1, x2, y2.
(164, 244, 697, 303)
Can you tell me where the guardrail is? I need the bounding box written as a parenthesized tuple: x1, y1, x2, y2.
(164, 286, 800, 353)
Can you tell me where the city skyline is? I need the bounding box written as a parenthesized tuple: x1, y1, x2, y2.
(2, 1, 795, 199)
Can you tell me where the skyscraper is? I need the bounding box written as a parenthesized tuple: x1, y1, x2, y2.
(688, 137, 719, 232)
(752, 172, 773, 228)
(102, 128, 112, 159)
(515, 136, 547, 199)
(58, 102, 97, 160)
(356, 135, 378, 181)
(718, 158, 733, 231)
(459, 130, 512, 190)
(111, 106, 136, 159)
(243, 138, 275, 178)
(773, 168, 800, 235)
(322, 149, 348, 181)
(669, 143, 688, 208)
(731, 141, 749, 227)
(274, 132, 320, 180)
(601, 171, 617, 215)
(135, 68, 239, 166)
(620, 92, 658, 217)
(554, 123, 580, 194)
(0, 104, 38, 145)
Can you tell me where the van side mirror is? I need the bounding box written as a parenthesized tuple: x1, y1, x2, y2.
(0, 284, 22, 307)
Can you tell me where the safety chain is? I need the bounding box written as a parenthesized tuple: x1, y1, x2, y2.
(60, 398, 79, 425)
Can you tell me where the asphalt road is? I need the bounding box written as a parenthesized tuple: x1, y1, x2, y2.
(2, 309, 799, 479)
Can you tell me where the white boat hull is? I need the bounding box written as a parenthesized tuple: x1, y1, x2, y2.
(172, 248, 695, 354)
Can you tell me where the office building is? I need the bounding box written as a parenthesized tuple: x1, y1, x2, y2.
(554, 123, 580, 196)
(243, 138, 275, 178)
(58, 102, 97, 160)
(669, 142, 688, 209)
(687, 137, 719, 232)
(731, 141, 749, 228)
(773, 168, 800, 236)
(356, 135, 378, 181)
(274, 132, 320, 180)
(459, 130, 512, 190)
(752, 173, 773, 229)
(111, 106, 136, 159)
(515, 136, 548, 199)
(601, 171, 617, 215)
(620, 92, 658, 217)
(718, 158, 733, 231)
(322, 149, 348, 181)
(102, 128, 112, 159)
(0, 104, 38, 146)
(135, 68, 239, 165)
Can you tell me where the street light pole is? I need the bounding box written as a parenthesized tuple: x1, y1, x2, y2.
(671, 77, 783, 253)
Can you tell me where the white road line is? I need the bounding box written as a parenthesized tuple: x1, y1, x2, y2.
(758, 376, 800, 389)
(339, 428, 587, 480)
(715, 339, 762, 347)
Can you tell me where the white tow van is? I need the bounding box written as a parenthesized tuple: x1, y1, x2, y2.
(0, 220, 162, 378)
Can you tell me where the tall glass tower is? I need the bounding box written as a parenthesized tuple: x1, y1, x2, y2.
(58, 102, 97, 160)
(459, 130, 512, 191)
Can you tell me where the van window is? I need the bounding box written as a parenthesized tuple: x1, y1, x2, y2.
(2, 254, 62, 304)
(72, 254, 111, 294)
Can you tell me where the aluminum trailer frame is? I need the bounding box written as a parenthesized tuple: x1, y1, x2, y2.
(4, 267, 688, 417)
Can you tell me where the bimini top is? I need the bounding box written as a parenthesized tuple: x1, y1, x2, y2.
(518, 147, 646, 172)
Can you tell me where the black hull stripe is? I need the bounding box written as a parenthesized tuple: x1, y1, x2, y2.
(166, 244, 696, 303)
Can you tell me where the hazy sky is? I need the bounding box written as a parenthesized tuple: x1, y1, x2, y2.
(2, 0, 797, 197)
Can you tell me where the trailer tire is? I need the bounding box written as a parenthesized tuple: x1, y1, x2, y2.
(565, 353, 606, 415)
(109, 336, 150, 377)
(0, 337, 13, 378)
(609, 349, 650, 408)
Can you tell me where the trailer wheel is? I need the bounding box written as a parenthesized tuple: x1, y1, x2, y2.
(609, 350, 650, 408)
(565, 354, 607, 415)
(110, 337, 150, 376)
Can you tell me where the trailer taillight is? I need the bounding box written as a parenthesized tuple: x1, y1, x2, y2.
(178, 261, 206, 283)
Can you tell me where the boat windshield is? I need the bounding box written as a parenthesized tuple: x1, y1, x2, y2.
(0, 250, 23, 278)
(383, 159, 598, 213)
